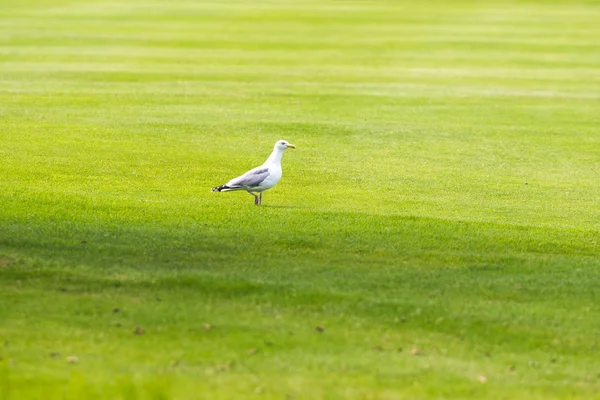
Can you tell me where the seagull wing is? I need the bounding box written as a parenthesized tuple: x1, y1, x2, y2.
(226, 166, 270, 189)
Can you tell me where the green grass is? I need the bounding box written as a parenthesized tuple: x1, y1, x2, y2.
(1, 0, 600, 398)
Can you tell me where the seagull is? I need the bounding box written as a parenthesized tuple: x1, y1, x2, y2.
(212, 140, 296, 205)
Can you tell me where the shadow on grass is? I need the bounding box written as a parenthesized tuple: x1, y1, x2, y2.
(1, 208, 598, 275)
(1, 208, 600, 369)
(1, 257, 598, 357)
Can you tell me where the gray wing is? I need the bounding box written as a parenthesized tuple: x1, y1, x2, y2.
(226, 166, 270, 188)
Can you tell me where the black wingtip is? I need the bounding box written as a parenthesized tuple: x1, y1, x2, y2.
(212, 185, 229, 192)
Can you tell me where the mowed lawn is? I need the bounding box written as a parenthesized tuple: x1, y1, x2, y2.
(1, 0, 600, 398)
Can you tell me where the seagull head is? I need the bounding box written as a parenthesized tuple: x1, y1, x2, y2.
(275, 140, 296, 150)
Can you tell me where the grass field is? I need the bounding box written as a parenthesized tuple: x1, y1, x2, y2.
(1, 0, 600, 398)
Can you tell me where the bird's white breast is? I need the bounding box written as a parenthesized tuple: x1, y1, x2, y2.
(256, 165, 282, 191)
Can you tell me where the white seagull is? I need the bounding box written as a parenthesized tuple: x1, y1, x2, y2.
(212, 140, 296, 205)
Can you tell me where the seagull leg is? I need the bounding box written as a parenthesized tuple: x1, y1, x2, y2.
(259, 192, 263, 206)
(247, 191, 259, 205)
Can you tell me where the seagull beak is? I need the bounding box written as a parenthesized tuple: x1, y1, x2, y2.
(287, 144, 296, 149)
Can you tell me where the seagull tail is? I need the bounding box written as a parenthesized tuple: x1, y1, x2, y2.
(212, 184, 237, 192)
